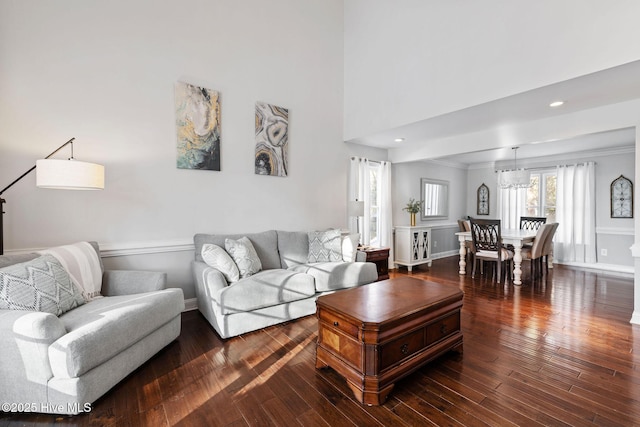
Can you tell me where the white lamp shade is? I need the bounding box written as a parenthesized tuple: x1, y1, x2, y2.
(348, 200, 365, 217)
(36, 159, 105, 190)
(499, 169, 531, 189)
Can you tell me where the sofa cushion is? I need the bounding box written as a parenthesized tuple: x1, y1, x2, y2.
(290, 262, 378, 292)
(0, 254, 85, 316)
(212, 269, 315, 315)
(201, 244, 240, 283)
(194, 230, 281, 270)
(308, 230, 342, 262)
(277, 230, 309, 268)
(49, 288, 184, 378)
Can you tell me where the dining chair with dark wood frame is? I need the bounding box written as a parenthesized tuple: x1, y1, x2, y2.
(520, 216, 547, 231)
(470, 219, 514, 283)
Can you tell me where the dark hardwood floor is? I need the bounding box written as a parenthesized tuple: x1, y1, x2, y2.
(2, 257, 639, 426)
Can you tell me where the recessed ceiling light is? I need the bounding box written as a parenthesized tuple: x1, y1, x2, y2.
(549, 100, 565, 107)
(394, 138, 405, 142)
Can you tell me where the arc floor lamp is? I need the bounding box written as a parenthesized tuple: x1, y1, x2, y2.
(0, 137, 104, 255)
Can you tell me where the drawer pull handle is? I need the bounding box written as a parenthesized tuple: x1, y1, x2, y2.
(333, 321, 339, 327)
(400, 343, 409, 355)
(440, 324, 447, 335)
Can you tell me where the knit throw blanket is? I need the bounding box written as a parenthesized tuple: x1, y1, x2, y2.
(39, 241, 103, 301)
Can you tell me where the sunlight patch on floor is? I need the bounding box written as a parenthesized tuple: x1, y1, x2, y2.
(232, 333, 316, 398)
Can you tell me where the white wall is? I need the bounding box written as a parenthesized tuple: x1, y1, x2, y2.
(344, 0, 640, 141)
(466, 167, 499, 219)
(0, 0, 382, 299)
(392, 161, 467, 257)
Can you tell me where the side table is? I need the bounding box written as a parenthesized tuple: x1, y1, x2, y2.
(358, 247, 390, 280)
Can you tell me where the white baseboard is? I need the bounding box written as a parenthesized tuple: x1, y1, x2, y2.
(184, 297, 198, 312)
(430, 250, 460, 260)
(631, 311, 640, 325)
(426, 253, 635, 278)
(554, 261, 634, 277)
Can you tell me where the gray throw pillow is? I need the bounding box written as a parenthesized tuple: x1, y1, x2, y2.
(0, 254, 85, 316)
(225, 237, 262, 279)
(308, 229, 343, 262)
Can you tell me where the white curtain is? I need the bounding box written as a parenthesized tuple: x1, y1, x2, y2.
(348, 157, 393, 257)
(378, 161, 394, 266)
(555, 162, 596, 263)
(349, 157, 370, 243)
(496, 171, 527, 229)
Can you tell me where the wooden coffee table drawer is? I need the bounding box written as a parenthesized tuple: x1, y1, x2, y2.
(426, 312, 460, 345)
(379, 328, 425, 371)
(318, 310, 359, 339)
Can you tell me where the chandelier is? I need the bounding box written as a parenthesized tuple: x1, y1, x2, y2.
(498, 147, 531, 189)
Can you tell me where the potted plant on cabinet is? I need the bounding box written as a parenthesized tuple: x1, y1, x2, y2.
(403, 198, 423, 226)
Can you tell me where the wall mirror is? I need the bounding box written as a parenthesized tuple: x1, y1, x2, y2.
(420, 178, 449, 220)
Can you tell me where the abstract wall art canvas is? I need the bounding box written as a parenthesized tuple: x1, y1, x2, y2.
(175, 81, 221, 171)
(255, 102, 288, 177)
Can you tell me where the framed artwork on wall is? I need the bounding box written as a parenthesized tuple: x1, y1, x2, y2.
(255, 102, 289, 177)
(175, 81, 221, 171)
(477, 183, 489, 215)
(611, 174, 633, 218)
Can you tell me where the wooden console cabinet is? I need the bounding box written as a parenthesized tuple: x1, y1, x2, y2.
(316, 277, 463, 405)
(394, 226, 432, 271)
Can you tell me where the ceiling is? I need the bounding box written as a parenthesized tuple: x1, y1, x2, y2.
(433, 127, 635, 168)
(347, 60, 640, 166)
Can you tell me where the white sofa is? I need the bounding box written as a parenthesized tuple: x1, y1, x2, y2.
(192, 230, 378, 339)
(0, 242, 184, 415)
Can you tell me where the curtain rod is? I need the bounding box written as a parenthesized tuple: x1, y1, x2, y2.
(350, 156, 388, 165)
(495, 161, 596, 173)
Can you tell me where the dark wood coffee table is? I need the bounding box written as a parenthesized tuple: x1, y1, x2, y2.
(315, 277, 463, 405)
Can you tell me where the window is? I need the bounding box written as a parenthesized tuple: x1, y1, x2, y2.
(368, 164, 379, 246)
(350, 157, 390, 248)
(526, 171, 556, 221)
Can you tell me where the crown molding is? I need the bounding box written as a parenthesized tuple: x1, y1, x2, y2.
(494, 145, 635, 170)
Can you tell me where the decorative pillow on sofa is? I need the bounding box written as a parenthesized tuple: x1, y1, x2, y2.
(308, 229, 343, 263)
(202, 243, 240, 283)
(341, 233, 360, 262)
(225, 237, 262, 279)
(0, 254, 85, 316)
(39, 241, 103, 301)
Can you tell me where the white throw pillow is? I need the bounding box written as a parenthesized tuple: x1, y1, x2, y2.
(341, 233, 360, 262)
(201, 244, 240, 283)
(308, 229, 343, 263)
(225, 237, 262, 279)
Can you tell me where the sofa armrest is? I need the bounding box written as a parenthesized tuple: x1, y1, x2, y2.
(101, 270, 167, 296)
(192, 261, 228, 299)
(0, 309, 66, 403)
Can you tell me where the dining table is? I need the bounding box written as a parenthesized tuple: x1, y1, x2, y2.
(455, 229, 538, 286)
